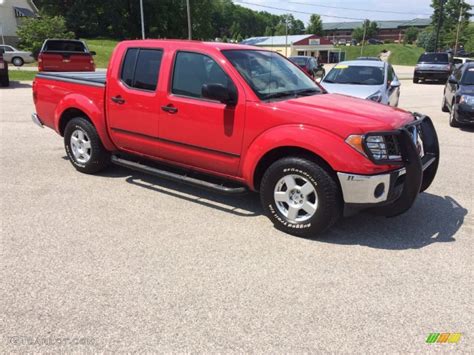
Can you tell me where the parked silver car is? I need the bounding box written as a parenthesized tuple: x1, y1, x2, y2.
(321, 60, 401, 106)
(0, 45, 35, 67)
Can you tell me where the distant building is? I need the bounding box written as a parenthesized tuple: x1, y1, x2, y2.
(241, 34, 344, 63)
(0, 0, 38, 45)
(322, 18, 431, 43)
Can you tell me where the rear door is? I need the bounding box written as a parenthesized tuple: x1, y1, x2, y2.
(106, 47, 164, 157)
(40, 40, 94, 71)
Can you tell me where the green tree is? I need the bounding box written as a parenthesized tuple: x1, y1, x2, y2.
(16, 13, 74, 56)
(417, 29, 436, 51)
(352, 20, 378, 43)
(430, 0, 472, 49)
(306, 14, 322, 35)
(404, 27, 420, 44)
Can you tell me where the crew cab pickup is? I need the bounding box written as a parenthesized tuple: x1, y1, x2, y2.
(38, 39, 96, 72)
(32, 40, 440, 237)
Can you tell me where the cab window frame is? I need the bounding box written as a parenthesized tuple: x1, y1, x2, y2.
(170, 50, 238, 103)
(119, 47, 164, 93)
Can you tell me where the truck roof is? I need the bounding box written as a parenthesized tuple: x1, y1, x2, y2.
(117, 39, 265, 52)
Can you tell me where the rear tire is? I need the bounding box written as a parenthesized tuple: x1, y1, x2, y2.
(64, 117, 110, 174)
(0, 75, 9, 87)
(260, 157, 342, 238)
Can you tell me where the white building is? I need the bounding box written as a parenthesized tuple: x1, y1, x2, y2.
(0, 0, 38, 45)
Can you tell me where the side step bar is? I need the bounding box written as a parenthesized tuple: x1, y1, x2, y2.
(111, 155, 248, 195)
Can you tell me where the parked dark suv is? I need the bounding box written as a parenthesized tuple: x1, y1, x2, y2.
(0, 48, 10, 87)
(414, 52, 452, 83)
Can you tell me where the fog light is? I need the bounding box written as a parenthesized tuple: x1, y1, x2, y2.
(374, 183, 385, 198)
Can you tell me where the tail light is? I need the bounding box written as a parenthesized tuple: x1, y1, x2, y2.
(38, 55, 43, 71)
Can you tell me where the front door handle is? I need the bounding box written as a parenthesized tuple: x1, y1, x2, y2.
(161, 104, 178, 114)
(111, 95, 125, 104)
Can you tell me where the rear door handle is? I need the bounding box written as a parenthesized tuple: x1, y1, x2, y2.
(111, 95, 125, 104)
(161, 104, 178, 114)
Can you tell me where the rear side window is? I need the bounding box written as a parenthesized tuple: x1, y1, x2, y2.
(44, 40, 87, 52)
(418, 53, 449, 64)
(172, 51, 234, 99)
(120, 48, 163, 91)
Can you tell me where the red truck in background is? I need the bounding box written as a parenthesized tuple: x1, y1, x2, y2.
(38, 39, 96, 72)
(31, 40, 439, 237)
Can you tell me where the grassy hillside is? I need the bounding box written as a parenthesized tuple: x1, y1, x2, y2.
(342, 44, 425, 66)
(83, 38, 119, 68)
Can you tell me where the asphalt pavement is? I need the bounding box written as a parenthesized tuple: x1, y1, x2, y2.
(0, 79, 472, 352)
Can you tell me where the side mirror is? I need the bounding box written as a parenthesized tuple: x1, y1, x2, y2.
(90, 51, 97, 56)
(448, 75, 457, 84)
(390, 78, 401, 88)
(202, 83, 237, 106)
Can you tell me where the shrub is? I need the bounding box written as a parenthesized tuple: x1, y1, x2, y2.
(16, 14, 74, 57)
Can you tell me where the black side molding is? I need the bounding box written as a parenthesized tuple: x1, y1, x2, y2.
(111, 155, 248, 195)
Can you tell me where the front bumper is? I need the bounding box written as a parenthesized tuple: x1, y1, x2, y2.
(32, 113, 44, 128)
(455, 103, 474, 124)
(337, 114, 439, 217)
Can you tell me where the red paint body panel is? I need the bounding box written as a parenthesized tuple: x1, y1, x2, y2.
(33, 39, 417, 190)
(38, 52, 95, 72)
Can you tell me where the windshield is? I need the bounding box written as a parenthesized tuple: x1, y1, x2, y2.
(461, 68, 474, 85)
(222, 50, 321, 100)
(418, 53, 449, 63)
(289, 57, 308, 66)
(323, 64, 385, 85)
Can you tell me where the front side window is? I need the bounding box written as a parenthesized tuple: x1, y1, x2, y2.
(172, 51, 234, 99)
(461, 68, 474, 85)
(323, 65, 385, 85)
(120, 48, 163, 91)
(223, 50, 321, 100)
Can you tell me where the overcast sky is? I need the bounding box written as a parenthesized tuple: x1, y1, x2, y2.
(234, 0, 438, 23)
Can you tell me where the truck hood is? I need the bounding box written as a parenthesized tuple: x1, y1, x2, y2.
(271, 93, 414, 137)
(321, 82, 382, 100)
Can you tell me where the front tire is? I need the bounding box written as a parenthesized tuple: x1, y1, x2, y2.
(12, 57, 24, 67)
(64, 117, 110, 174)
(260, 157, 342, 237)
(441, 95, 449, 112)
(449, 103, 460, 127)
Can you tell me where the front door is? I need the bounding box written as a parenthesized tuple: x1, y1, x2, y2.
(106, 48, 163, 156)
(157, 51, 245, 176)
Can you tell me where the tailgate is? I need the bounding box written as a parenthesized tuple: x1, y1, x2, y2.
(40, 52, 95, 72)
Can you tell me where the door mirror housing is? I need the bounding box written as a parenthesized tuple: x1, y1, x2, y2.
(202, 83, 237, 106)
(448, 75, 458, 84)
(389, 78, 401, 88)
(90, 51, 97, 56)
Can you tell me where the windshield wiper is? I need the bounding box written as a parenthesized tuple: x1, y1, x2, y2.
(294, 88, 320, 97)
(262, 91, 296, 100)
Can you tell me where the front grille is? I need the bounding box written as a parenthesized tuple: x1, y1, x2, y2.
(385, 135, 400, 157)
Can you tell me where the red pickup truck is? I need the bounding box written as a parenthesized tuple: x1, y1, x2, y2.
(38, 39, 96, 72)
(32, 40, 439, 237)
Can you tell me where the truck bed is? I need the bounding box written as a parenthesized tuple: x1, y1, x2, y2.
(36, 71, 106, 87)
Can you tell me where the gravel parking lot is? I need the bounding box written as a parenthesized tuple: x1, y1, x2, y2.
(1, 79, 472, 352)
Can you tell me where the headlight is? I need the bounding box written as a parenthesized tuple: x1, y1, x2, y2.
(346, 134, 401, 162)
(460, 95, 474, 106)
(367, 91, 383, 103)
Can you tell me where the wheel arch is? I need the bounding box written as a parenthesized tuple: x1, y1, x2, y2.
(252, 146, 339, 192)
(55, 94, 116, 151)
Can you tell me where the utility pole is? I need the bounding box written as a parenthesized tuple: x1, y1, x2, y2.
(285, 17, 289, 57)
(186, 0, 192, 40)
(140, 0, 145, 39)
(435, 0, 446, 51)
(0, 23, 5, 45)
(454, 6, 463, 55)
(360, 20, 367, 56)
